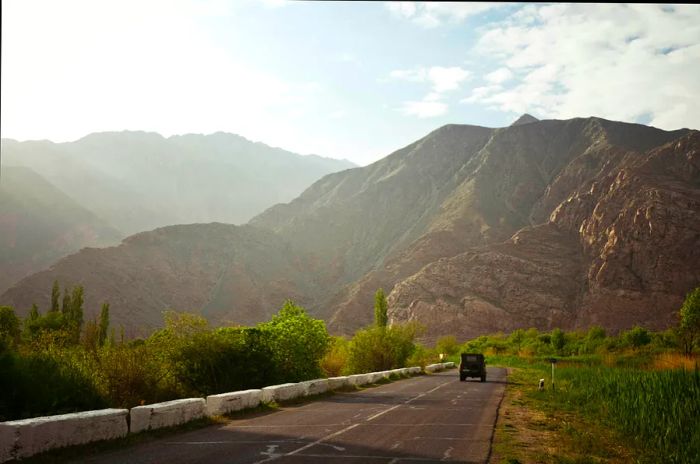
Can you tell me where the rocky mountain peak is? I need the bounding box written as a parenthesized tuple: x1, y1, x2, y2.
(510, 113, 540, 126)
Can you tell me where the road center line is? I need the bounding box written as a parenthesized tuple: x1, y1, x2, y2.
(365, 378, 453, 422)
(251, 376, 454, 464)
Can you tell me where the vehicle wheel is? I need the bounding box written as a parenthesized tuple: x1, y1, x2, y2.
(480, 375, 486, 382)
(460, 375, 466, 382)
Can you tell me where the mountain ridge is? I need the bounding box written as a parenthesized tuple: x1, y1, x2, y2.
(2, 117, 698, 339)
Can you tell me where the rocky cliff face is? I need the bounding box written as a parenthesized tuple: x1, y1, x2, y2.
(2, 117, 698, 339)
(388, 128, 699, 340)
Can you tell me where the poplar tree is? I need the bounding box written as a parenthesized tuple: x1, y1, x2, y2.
(61, 288, 72, 315)
(98, 302, 110, 346)
(29, 303, 40, 321)
(374, 288, 388, 328)
(50, 280, 60, 312)
(68, 286, 84, 343)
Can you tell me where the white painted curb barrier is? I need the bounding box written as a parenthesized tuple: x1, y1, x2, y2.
(346, 374, 367, 386)
(327, 376, 349, 390)
(130, 398, 205, 434)
(299, 379, 330, 396)
(424, 363, 443, 373)
(205, 389, 262, 416)
(0, 409, 128, 462)
(261, 383, 304, 403)
(0, 365, 426, 461)
(444, 362, 455, 369)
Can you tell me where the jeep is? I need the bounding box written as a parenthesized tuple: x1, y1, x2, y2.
(459, 353, 486, 382)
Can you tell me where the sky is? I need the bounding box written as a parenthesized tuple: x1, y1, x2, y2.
(2, 1, 699, 166)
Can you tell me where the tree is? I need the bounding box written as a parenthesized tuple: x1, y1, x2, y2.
(59, 285, 84, 344)
(551, 328, 566, 352)
(50, 280, 60, 312)
(347, 323, 419, 373)
(679, 286, 700, 356)
(61, 289, 72, 315)
(436, 335, 459, 357)
(70, 286, 84, 327)
(29, 304, 40, 321)
(260, 300, 330, 382)
(374, 288, 388, 328)
(623, 326, 651, 349)
(98, 303, 110, 347)
(0, 306, 20, 347)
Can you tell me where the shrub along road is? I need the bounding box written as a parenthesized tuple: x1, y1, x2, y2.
(73, 368, 506, 464)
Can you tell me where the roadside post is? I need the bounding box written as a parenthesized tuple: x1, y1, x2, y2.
(546, 357, 557, 390)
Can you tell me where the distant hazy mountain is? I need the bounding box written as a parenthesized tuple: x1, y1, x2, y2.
(3, 117, 698, 340)
(1, 132, 355, 236)
(0, 166, 122, 294)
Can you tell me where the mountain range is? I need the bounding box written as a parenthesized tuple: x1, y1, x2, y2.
(2, 116, 698, 341)
(0, 132, 354, 293)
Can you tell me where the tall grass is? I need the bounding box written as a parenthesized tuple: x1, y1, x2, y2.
(548, 364, 700, 463)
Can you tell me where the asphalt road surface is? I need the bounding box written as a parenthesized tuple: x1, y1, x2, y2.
(76, 368, 506, 464)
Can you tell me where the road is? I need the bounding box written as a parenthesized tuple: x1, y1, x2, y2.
(77, 368, 506, 464)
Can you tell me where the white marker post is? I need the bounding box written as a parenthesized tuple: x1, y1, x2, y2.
(547, 357, 557, 390)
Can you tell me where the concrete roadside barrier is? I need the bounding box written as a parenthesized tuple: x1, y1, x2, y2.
(327, 376, 349, 390)
(444, 362, 455, 369)
(346, 373, 370, 386)
(0, 367, 431, 462)
(1, 409, 128, 462)
(299, 379, 330, 396)
(424, 363, 443, 373)
(260, 383, 304, 403)
(130, 399, 205, 434)
(205, 389, 262, 416)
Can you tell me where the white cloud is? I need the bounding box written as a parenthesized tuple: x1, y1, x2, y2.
(428, 67, 471, 92)
(484, 67, 513, 84)
(386, 2, 506, 28)
(389, 68, 428, 82)
(467, 4, 700, 130)
(390, 66, 471, 92)
(462, 85, 502, 104)
(400, 100, 448, 118)
(388, 66, 471, 118)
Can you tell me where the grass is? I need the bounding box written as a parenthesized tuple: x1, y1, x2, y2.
(488, 355, 700, 464)
(490, 366, 633, 464)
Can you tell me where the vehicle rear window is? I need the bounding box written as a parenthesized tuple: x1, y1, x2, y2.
(465, 355, 478, 362)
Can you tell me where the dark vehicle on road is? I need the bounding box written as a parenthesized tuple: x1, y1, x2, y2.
(459, 353, 486, 382)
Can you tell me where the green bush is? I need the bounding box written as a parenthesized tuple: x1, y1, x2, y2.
(435, 335, 460, 357)
(167, 327, 276, 396)
(622, 326, 652, 349)
(0, 348, 105, 421)
(347, 323, 419, 373)
(321, 336, 350, 377)
(259, 300, 331, 383)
